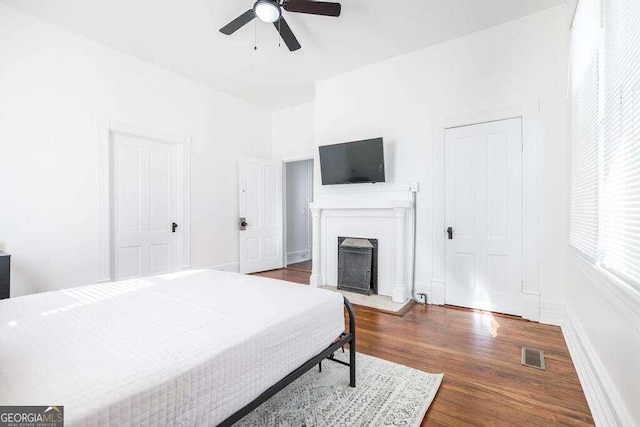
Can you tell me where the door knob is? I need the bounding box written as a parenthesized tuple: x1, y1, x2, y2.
(172, 222, 178, 233)
(447, 227, 453, 240)
(239, 217, 248, 230)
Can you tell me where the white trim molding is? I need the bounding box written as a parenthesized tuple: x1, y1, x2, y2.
(424, 280, 445, 305)
(279, 151, 315, 163)
(522, 291, 542, 322)
(97, 118, 192, 283)
(537, 299, 633, 425)
(431, 100, 541, 320)
(534, 300, 633, 425)
(432, 100, 540, 130)
(539, 300, 566, 326)
(392, 207, 408, 303)
(562, 307, 633, 426)
(309, 207, 323, 287)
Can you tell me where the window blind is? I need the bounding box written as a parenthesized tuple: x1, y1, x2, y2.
(569, 0, 601, 261)
(600, 0, 640, 289)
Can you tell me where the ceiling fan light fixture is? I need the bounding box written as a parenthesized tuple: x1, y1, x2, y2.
(254, 0, 281, 23)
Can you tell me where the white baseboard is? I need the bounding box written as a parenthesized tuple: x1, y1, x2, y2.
(412, 281, 445, 305)
(561, 307, 631, 426)
(413, 282, 429, 300)
(310, 274, 323, 287)
(208, 262, 240, 273)
(539, 300, 565, 326)
(521, 291, 541, 322)
(430, 281, 445, 304)
(286, 250, 311, 265)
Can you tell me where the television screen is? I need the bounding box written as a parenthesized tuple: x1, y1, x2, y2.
(319, 138, 385, 185)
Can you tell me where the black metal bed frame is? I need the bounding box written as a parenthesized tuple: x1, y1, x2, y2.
(218, 297, 356, 426)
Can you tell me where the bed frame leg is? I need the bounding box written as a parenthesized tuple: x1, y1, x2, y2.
(343, 297, 356, 388)
(349, 339, 356, 387)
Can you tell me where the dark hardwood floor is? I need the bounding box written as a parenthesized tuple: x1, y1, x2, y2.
(254, 267, 310, 284)
(254, 268, 594, 426)
(286, 259, 312, 273)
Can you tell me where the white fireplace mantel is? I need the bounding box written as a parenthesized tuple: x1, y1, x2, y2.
(309, 200, 411, 211)
(309, 199, 411, 303)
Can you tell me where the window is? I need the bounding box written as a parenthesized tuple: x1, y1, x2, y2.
(569, 0, 600, 261)
(600, 0, 640, 288)
(570, 0, 640, 291)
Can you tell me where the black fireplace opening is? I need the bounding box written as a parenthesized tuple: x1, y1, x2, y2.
(337, 237, 378, 295)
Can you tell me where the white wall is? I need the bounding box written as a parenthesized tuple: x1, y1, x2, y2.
(0, 4, 272, 296)
(285, 159, 312, 264)
(272, 102, 314, 160)
(311, 5, 570, 305)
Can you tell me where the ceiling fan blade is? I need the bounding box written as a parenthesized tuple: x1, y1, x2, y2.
(219, 9, 255, 35)
(274, 17, 301, 51)
(283, 0, 341, 17)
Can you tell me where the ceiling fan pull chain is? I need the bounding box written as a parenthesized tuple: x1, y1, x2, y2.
(254, 19, 257, 50)
(278, 18, 281, 48)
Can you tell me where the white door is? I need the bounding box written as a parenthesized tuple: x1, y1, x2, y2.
(112, 134, 179, 279)
(444, 118, 523, 315)
(239, 156, 283, 274)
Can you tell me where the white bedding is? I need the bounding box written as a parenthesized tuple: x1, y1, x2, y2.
(0, 269, 345, 425)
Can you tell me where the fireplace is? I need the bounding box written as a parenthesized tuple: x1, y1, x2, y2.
(337, 237, 378, 295)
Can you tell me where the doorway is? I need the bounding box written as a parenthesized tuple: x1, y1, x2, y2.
(284, 159, 313, 273)
(110, 133, 182, 280)
(444, 117, 523, 316)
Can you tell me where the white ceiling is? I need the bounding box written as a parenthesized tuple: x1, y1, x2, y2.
(1, 0, 565, 110)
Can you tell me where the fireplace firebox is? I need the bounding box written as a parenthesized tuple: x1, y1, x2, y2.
(337, 237, 378, 295)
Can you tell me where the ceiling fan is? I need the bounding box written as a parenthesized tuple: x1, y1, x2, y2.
(219, 0, 342, 51)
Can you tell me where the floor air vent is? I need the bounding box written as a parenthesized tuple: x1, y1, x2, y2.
(521, 347, 546, 370)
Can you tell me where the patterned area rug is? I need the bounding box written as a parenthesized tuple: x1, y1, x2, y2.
(235, 351, 443, 426)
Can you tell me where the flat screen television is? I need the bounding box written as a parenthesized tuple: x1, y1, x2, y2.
(319, 138, 385, 185)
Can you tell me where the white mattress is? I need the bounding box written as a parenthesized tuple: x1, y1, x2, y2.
(0, 269, 345, 425)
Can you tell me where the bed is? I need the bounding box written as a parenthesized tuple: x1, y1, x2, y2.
(0, 269, 355, 426)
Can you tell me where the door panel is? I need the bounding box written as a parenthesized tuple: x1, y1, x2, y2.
(149, 243, 170, 274)
(117, 143, 143, 233)
(264, 164, 278, 228)
(247, 237, 260, 261)
(112, 134, 178, 279)
(487, 132, 509, 237)
(455, 252, 475, 289)
(239, 157, 283, 274)
(117, 246, 141, 279)
(454, 136, 476, 238)
(149, 149, 171, 232)
(445, 118, 523, 315)
(245, 162, 262, 229)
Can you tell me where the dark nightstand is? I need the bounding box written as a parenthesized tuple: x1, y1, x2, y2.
(0, 251, 10, 299)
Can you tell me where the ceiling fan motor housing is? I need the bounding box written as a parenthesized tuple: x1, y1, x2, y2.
(254, 0, 282, 23)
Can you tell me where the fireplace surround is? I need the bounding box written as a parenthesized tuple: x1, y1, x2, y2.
(308, 199, 410, 303)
